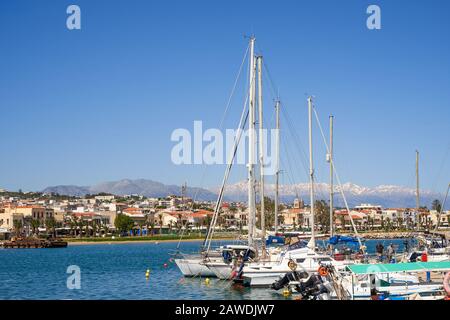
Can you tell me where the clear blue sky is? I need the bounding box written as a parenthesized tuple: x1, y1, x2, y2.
(0, 0, 449, 194)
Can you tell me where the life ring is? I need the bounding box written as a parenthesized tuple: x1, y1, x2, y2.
(318, 266, 328, 277)
(444, 272, 450, 296)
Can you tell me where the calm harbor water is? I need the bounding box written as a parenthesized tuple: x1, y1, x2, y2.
(0, 239, 410, 300)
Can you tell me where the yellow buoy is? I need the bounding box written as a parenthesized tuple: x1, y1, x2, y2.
(145, 269, 150, 278)
(282, 289, 291, 297)
(205, 278, 210, 285)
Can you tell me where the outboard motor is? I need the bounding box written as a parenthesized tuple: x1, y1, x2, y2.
(295, 274, 330, 300)
(271, 271, 309, 290)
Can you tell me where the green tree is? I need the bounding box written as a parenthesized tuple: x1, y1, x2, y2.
(431, 199, 442, 212)
(114, 214, 134, 236)
(315, 200, 330, 233)
(256, 197, 278, 230)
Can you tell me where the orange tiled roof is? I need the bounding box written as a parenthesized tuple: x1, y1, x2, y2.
(16, 205, 45, 209)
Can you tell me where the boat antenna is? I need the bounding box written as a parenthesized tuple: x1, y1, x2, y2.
(311, 104, 364, 251)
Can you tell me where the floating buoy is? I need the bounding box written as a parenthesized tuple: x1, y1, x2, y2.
(205, 278, 210, 285)
(145, 269, 150, 278)
(163, 263, 168, 268)
(282, 289, 291, 297)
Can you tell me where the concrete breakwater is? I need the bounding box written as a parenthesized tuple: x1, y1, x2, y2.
(1, 238, 68, 248)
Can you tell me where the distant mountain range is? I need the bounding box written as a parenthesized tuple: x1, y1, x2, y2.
(42, 178, 445, 209)
(42, 179, 218, 201)
(219, 181, 444, 209)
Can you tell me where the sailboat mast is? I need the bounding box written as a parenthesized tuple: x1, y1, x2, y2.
(308, 96, 316, 249)
(257, 55, 266, 258)
(247, 37, 256, 248)
(329, 115, 334, 237)
(274, 100, 280, 234)
(416, 150, 420, 213)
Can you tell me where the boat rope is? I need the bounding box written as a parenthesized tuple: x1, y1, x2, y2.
(204, 73, 254, 254)
(311, 104, 364, 251)
(176, 42, 250, 251)
(431, 142, 450, 194)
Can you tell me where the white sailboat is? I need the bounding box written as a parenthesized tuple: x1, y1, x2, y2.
(237, 97, 353, 287)
(175, 38, 258, 277)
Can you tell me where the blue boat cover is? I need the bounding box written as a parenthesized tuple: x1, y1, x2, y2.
(328, 235, 361, 245)
(266, 235, 285, 245)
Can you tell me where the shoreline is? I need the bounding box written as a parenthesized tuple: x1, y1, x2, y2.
(64, 231, 425, 246)
(67, 237, 238, 246)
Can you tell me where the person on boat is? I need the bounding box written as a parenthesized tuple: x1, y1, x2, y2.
(386, 243, 395, 263)
(403, 239, 409, 253)
(271, 260, 308, 290)
(376, 243, 384, 262)
(370, 288, 380, 300)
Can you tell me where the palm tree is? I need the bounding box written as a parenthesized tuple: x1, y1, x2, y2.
(45, 217, 57, 238)
(13, 219, 23, 237)
(81, 220, 88, 238)
(102, 224, 109, 237)
(137, 221, 145, 236)
(30, 219, 40, 236)
(158, 215, 164, 235)
(177, 213, 183, 233)
(149, 221, 155, 236)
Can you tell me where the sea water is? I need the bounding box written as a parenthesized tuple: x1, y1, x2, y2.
(0, 239, 410, 300)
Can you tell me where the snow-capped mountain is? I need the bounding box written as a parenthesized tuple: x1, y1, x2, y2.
(215, 181, 444, 208)
(42, 178, 445, 209)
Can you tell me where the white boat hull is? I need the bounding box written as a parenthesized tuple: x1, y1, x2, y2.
(205, 262, 234, 280)
(174, 258, 216, 277)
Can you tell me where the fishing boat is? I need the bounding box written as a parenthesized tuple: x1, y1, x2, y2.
(340, 261, 450, 300)
(271, 261, 450, 300)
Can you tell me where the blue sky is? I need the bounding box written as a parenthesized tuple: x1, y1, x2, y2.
(0, 0, 449, 196)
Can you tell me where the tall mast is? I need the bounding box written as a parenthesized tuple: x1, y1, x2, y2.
(328, 115, 334, 237)
(416, 150, 420, 212)
(308, 96, 315, 250)
(257, 55, 266, 258)
(247, 37, 256, 248)
(274, 100, 280, 234)
(181, 181, 187, 211)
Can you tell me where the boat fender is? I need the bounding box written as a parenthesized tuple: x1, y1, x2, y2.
(421, 252, 428, 262)
(318, 266, 328, 277)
